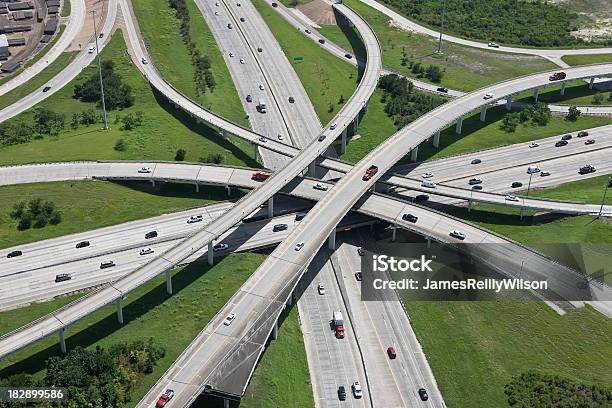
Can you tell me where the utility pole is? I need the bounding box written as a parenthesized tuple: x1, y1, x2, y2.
(437, 0, 447, 54)
(598, 177, 611, 217)
(91, 10, 108, 130)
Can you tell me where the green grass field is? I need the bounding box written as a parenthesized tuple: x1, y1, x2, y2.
(0, 180, 240, 249)
(562, 54, 612, 66)
(0, 253, 266, 406)
(333, 0, 557, 92)
(132, 0, 248, 126)
(252, 0, 358, 125)
(0, 31, 257, 167)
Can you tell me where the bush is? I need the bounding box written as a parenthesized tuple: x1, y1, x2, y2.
(17, 214, 32, 230)
(566, 106, 581, 121)
(201, 153, 224, 164)
(175, 148, 186, 161)
(592, 93, 604, 105)
(424, 65, 443, 83)
(12, 199, 62, 230)
(500, 112, 520, 132)
(114, 139, 127, 151)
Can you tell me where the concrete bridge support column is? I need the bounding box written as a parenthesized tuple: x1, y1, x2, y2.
(391, 225, 397, 242)
(115, 298, 124, 324)
(505, 96, 513, 111)
(223, 399, 230, 408)
(59, 327, 67, 354)
(341, 128, 347, 153)
(267, 197, 274, 218)
(455, 116, 463, 134)
(253, 144, 259, 162)
(533, 88, 539, 102)
(560, 82, 566, 95)
(195, 183, 200, 193)
(222, 129, 228, 139)
(165, 270, 173, 294)
(468, 199, 472, 212)
(328, 228, 337, 250)
(150, 179, 155, 188)
(363, 101, 368, 113)
(286, 293, 293, 307)
(589, 77, 595, 89)
(433, 130, 440, 148)
(353, 116, 359, 133)
(480, 105, 488, 122)
(208, 242, 214, 266)
(308, 161, 316, 177)
(226, 185, 231, 196)
(410, 146, 419, 162)
(426, 237, 431, 249)
(271, 320, 278, 340)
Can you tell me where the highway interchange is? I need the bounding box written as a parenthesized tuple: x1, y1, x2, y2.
(0, 0, 612, 406)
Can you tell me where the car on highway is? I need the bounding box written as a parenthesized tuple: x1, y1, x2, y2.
(471, 185, 483, 190)
(252, 171, 271, 181)
(318, 134, 326, 142)
(421, 180, 436, 188)
(540, 171, 551, 177)
(305, 28, 311, 34)
(561, 134, 572, 141)
(330, 122, 337, 130)
(227, 23, 233, 29)
(223, 312, 236, 326)
(76, 240, 90, 248)
(99, 33, 104, 38)
(422, 172, 434, 178)
(436, 87, 448, 93)
(529, 142, 539, 148)
(229, 52, 234, 57)
(577, 130, 589, 137)
(294, 241, 304, 251)
(88, 45, 95, 53)
(55, 274, 72, 283)
(295, 212, 307, 221)
(418, 388, 429, 401)
(257, 47, 263, 52)
(277, 134, 283, 140)
(402, 213, 418, 223)
(468, 177, 482, 185)
(344, 53, 353, 59)
(511, 181, 523, 188)
(318, 283, 325, 295)
(239, 58, 245, 64)
(579, 164, 596, 174)
(246, 94, 252, 102)
(273, 223, 288, 232)
(140, 247, 154, 255)
(313, 182, 328, 191)
(555, 140, 568, 147)
(259, 84, 264, 90)
(549, 71, 566, 81)
(585, 139, 595, 145)
(213, 243, 229, 252)
(271, 1, 277, 6)
(338, 385, 347, 401)
(352, 381, 363, 399)
(471, 158, 482, 164)
(155, 389, 174, 407)
(318, 38, 325, 44)
(362, 165, 378, 181)
(526, 165, 540, 174)
(145, 231, 158, 239)
(414, 194, 429, 202)
(187, 215, 203, 223)
(449, 230, 466, 240)
(488, 42, 499, 48)
(214, 10, 219, 15)
(355, 272, 363, 281)
(505, 194, 519, 202)
(141, 58, 148, 64)
(387, 346, 397, 359)
(7, 250, 22, 258)
(42, 86, 51, 92)
(138, 167, 152, 173)
(483, 92, 494, 99)
(288, 96, 295, 103)
(100, 260, 115, 269)
(240, 17, 245, 22)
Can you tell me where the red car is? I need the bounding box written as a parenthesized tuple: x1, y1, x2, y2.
(335, 326, 345, 339)
(156, 389, 174, 407)
(362, 165, 378, 181)
(585, 139, 595, 145)
(577, 131, 589, 138)
(387, 346, 397, 359)
(549, 71, 566, 81)
(251, 171, 271, 181)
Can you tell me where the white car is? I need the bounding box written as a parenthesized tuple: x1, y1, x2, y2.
(141, 58, 148, 65)
(313, 183, 328, 191)
(87, 45, 95, 53)
(318, 284, 325, 295)
(229, 52, 234, 57)
(138, 167, 152, 173)
(421, 180, 436, 188)
(330, 123, 337, 130)
(240, 58, 245, 64)
(505, 195, 519, 202)
(213, 243, 229, 252)
(259, 136, 267, 143)
(139, 247, 154, 255)
(422, 172, 434, 178)
(526, 165, 540, 174)
(259, 84, 264, 90)
(214, 10, 219, 15)
(483, 92, 494, 100)
(295, 242, 304, 251)
(488, 42, 500, 48)
(187, 215, 203, 223)
(352, 381, 363, 398)
(540, 171, 551, 177)
(223, 312, 236, 326)
(449, 230, 466, 240)
(528, 142, 539, 148)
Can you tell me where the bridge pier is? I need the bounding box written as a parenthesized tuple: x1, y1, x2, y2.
(353, 116, 359, 133)
(533, 88, 539, 102)
(150, 179, 155, 188)
(226, 185, 231, 196)
(267, 196, 274, 218)
(433, 130, 440, 148)
(391, 224, 397, 242)
(271, 320, 278, 340)
(308, 161, 316, 177)
(59, 327, 67, 354)
(505, 96, 512, 111)
(480, 105, 488, 122)
(328, 228, 336, 250)
(468, 199, 472, 212)
(222, 129, 228, 139)
(455, 116, 463, 134)
(116, 298, 124, 324)
(589, 77, 595, 89)
(286, 293, 293, 307)
(426, 237, 431, 249)
(560, 82, 566, 95)
(224, 399, 229, 408)
(341, 128, 347, 153)
(165, 270, 173, 294)
(253, 143, 259, 162)
(208, 242, 214, 266)
(410, 145, 419, 162)
(195, 183, 200, 193)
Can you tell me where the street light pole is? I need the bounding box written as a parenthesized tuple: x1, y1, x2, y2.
(598, 177, 611, 217)
(91, 10, 108, 130)
(437, 0, 447, 54)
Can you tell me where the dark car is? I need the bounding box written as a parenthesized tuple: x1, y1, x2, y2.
(7, 250, 22, 258)
(344, 53, 353, 59)
(55, 273, 72, 283)
(387, 346, 397, 359)
(318, 38, 325, 44)
(42, 86, 51, 92)
(145, 231, 158, 239)
(288, 96, 295, 103)
(436, 87, 448, 93)
(577, 131, 589, 137)
(257, 47, 263, 52)
(295, 212, 307, 221)
(318, 134, 326, 142)
(511, 181, 523, 188)
(471, 185, 483, 190)
(240, 17, 245, 22)
(579, 165, 596, 174)
(418, 388, 429, 401)
(555, 140, 568, 147)
(402, 213, 418, 223)
(271, 1, 278, 6)
(561, 134, 572, 141)
(273, 223, 288, 232)
(246, 94, 252, 103)
(100, 261, 115, 269)
(338, 386, 347, 401)
(99, 33, 104, 38)
(355, 272, 363, 281)
(414, 194, 429, 202)
(471, 158, 482, 164)
(75, 240, 90, 248)
(357, 247, 365, 256)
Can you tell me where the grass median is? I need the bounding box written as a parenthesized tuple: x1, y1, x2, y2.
(562, 54, 612, 66)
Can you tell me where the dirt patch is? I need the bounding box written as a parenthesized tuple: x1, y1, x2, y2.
(297, 0, 335, 25)
(66, 0, 107, 52)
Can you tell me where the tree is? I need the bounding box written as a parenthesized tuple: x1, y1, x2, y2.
(17, 213, 32, 230)
(201, 153, 224, 164)
(121, 113, 136, 130)
(338, 94, 345, 104)
(10, 201, 26, 219)
(28, 198, 43, 216)
(175, 148, 186, 161)
(73, 60, 134, 109)
(71, 113, 80, 129)
(566, 106, 581, 121)
(42, 201, 55, 216)
(592, 93, 604, 105)
(501, 113, 520, 132)
(425, 65, 443, 83)
(49, 211, 62, 225)
(33, 213, 48, 228)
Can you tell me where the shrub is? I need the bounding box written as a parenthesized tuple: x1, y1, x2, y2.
(566, 106, 581, 121)
(175, 148, 186, 161)
(114, 139, 127, 151)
